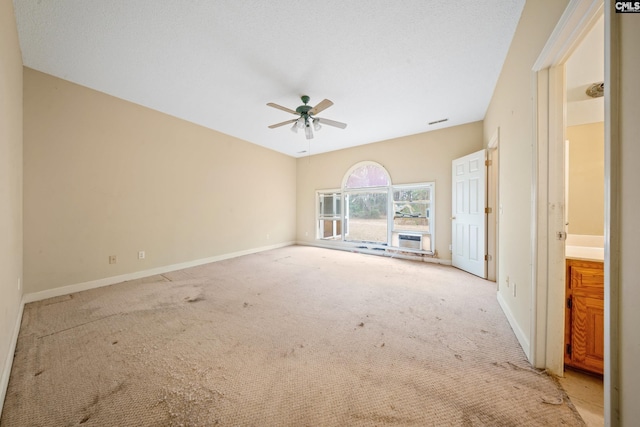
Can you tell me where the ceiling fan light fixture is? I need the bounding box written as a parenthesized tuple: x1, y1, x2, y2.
(586, 82, 604, 98)
(267, 96, 346, 140)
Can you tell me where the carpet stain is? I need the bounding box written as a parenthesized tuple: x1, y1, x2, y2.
(542, 396, 564, 405)
(351, 412, 416, 424)
(494, 361, 546, 375)
(37, 313, 120, 339)
(108, 381, 127, 396)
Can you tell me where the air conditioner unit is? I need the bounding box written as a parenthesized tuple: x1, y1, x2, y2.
(398, 233, 422, 250)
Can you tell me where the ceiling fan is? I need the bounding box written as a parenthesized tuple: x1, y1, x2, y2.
(267, 95, 347, 140)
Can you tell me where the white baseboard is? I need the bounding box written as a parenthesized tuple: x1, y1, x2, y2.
(497, 291, 531, 360)
(1, 296, 25, 417)
(295, 240, 452, 266)
(23, 242, 295, 304)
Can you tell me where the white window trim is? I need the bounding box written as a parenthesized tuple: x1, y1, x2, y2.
(316, 189, 342, 240)
(391, 182, 435, 254)
(315, 162, 436, 255)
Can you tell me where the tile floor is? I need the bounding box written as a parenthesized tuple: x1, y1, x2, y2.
(559, 368, 604, 427)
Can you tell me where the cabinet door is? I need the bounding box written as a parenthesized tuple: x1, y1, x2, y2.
(565, 260, 604, 375)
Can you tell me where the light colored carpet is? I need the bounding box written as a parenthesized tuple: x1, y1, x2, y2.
(1, 246, 584, 426)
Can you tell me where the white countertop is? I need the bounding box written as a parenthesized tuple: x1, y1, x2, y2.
(566, 245, 604, 262)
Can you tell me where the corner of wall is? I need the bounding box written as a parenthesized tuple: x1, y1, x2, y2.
(0, 0, 25, 416)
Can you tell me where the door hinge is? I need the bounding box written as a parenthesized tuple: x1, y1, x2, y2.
(485, 207, 492, 214)
(485, 159, 492, 166)
(556, 231, 567, 240)
(484, 254, 492, 261)
(567, 296, 572, 309)
(566, 344, 572, 356)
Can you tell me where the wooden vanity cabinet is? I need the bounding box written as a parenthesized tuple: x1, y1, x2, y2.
(564, 259, 604, 375)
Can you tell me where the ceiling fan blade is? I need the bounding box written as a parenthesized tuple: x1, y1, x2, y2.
(310, 99, 333, 115)
(317, 117, 347, 129)
(267, 102, 298, 115)
(268, 119, 297, 129)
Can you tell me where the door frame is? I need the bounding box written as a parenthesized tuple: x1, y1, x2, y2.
(487, 129, 499, 283)
(531, 0, 618, 425)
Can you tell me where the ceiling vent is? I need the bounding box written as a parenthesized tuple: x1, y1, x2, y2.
(586, 82, 604, 98)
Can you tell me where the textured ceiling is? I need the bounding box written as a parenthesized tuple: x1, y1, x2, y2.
(13, 0, 526, 158)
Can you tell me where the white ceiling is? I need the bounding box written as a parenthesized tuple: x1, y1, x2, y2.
(13, 0, 526, 158)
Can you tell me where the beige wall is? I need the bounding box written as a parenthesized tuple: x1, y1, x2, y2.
(8, 0, 640, 425)
(23, 69, 296, 294)
(483, 0, 569, 350)
(616, 6, 640, 424)
(0, 0, 23, 409)
(567, 122, 604, 236)
(296, 121, 483, 260)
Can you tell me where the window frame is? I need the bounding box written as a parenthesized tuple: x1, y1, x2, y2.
(316, 189, 342, 241)
(343, 187, 389, 245)
(315, 162, 435, 255)
(341, 161, 392, 248)
(391, 182, 435, 253)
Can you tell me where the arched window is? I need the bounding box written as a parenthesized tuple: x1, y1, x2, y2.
(316, 162, 434, 254)
(344, 162, 390, 189)
(342, 162, 391, 244)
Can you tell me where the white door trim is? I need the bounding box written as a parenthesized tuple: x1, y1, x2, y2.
(487, 129, 499, 283)
(603, 4, 619, 425)
(532, 0, 616, 425)
(533, 0, 604, 70)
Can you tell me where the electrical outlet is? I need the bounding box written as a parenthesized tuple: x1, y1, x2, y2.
(109, 255, 117, 264)
(138, 251, 145, 260)
(266, 234, 270, 240)
(305, 231, 308, 237)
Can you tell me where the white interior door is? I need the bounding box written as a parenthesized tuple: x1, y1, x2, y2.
(452, 149, 487, 278)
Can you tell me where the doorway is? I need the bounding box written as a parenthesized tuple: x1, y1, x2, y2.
(532, 0, 606, 424)
(562, 13, 605, 424)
